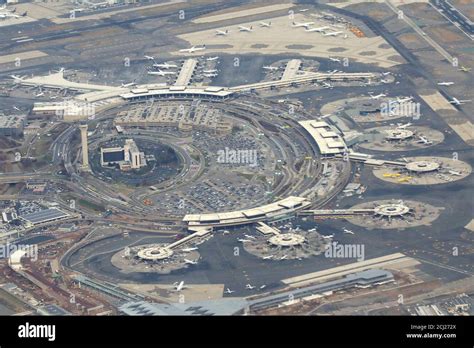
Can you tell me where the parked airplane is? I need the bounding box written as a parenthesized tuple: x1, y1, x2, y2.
(369, 92, 386, 99)
(173, 281, 186, 291)
(280, 255, 288, 260)
(343, 228, 354, 235)
(0, 8, 24, 19)
(184, 259, 197, 265)
(238, 238, 251, 243)
(181, 247, 198, 252)
(259, 21, 271, 27)
(449, 97, 471, 105)
(263, 66, 279, 71)
(206, 56, 219, 61)
(322, 82, 333, 89)
(148, 70, 176, 76)
(153, 63, 177, 69)
(382, 72, 391, 76)
(179, 45, 206, 53)
(449, 170, 462, 176)
(397, 122, 412, 129)
(144, 55, 155, 60)
(260, 285, 267, 289)
(10, 75, 26, 82)
(417, 136, 432, 145)
(305, 26, 330, 32)
(323, 31, 343, 36)
(263, 255, 273, 259)
(292, 21, 314, 29)
(203, 69, 218, 73)
(329, 57, 341, 62)
(244, 234, 256, 240)
(397, 96, 413, 103)
(245, 284, 255, 290)
(437, 81, 454, 86)
(322, 234, 334, 239)
(203, 73, 218, 78)
(215, 29, 229, 36)
(238, 25, 253, 32)
(121, 82, 136, 87)
(225, 288, 235, 294)
(458, 66, 471, 72)
(35, 92, 44, 97)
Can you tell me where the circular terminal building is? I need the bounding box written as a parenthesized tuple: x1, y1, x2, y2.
(346, 199, 443, 229)
(372, 156, 471, 185)
(136, 246, 174, 261)
(374, 203, 411, 218)
(384, 129, 414, 141)
(405, 160, 440, 173)
(268, 233, 306, 247)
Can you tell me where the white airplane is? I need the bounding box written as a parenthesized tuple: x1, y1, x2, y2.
(148, 70, 176, 76)
(244, 234, 256, 240)
(343, 228, 354, 235)
(308, 228, 317, 232)
(449, 97, 471, 105)
(10, 75, 26, 82)
(225, 288, 235, 294)
(263, 66, 279, 71)
(382, 72, 391, 76)
(437, 81, 454, 86)
(0, 10, 22, 19)
(280, 255, 288, 260)
(144, 55, 155, 60)
(300, 8, 309, 12)
(417, 136, 432, 145)
(206, 56, 219, 61)
(238, 25, 253, 32)
(215, 29, 229, 36)
(35, 92, 44, 97)
(238, 238, 251, 243)
(245, 284, 255, 290)
(173, 281, 186, 291)
(397, 96, 413, 103)
(121, 82, 136, 87)
(448, 170, 462, 176)
(259, 21, 271, 27)
(329, 57, 341, 62)
(380, 79, 390, 84)
(184, 259, 197, 265)
(323, 31, 343, 36)
(203, 69, 218, 73)
(322, 82, 333, 89)
(153, 63, 177, 69)
(260, 285, 266, 289)
(203, 73, 218, 78)
(322, 234, 334, 239)
(181, 247, 198, 252)
(306, 26, 330, 33)
(179, 45, 206, 53)
(292, 21, 314, 29)
(369, 92, 386, 99)
(397, 122, 412, 129)
(263, 255, 273, 259)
